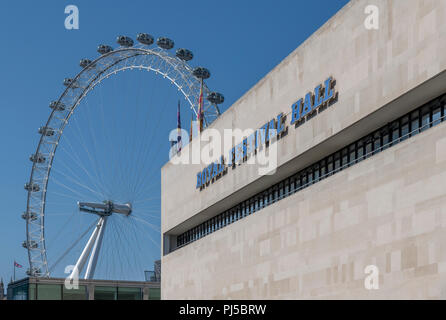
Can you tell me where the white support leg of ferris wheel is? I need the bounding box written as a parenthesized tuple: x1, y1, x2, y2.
(84, 216, 108, 279)
(68, 216, 106, 280)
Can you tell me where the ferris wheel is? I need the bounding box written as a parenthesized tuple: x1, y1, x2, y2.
(22, 33, 224, 280)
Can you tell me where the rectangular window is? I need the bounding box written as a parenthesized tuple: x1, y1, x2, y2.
(117, 287, 141, 300)
(401, 116, 409, 141)
(320, 159, 326, 178)
(340, 148, 347, 167)
(301, 173, 307, 187)
(365, 138, 373, 158)
(433, 105, 441, 125)
(334, 152, 341, 172)
(373, 133, 381, 154)
(421, 106, 430, 131)
(411, 110, 419, 136)
(382, 128, 390, 149)
(327, 156, 333, 175)
(391, 121, 400, 144)
(295, 174, 301, 190)
(313, 164, 320, 182)
(94, 286, 117, 301)
(357, 140, 364, 159)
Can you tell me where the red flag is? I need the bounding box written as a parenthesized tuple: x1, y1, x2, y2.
(197, 80, 204, 133)
(14, 261, 23, 268)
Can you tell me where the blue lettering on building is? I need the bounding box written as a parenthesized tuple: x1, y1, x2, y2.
(196, 77, 337, 190)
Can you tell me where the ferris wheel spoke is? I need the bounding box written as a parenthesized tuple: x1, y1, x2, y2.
(52, 166, 106, 200)
(48, 220, 96, 273)
(50, 176, 96, 202)
(126, 78, 166, 199)
(69, 111, 112, 198)
(57, 138, 107, 198)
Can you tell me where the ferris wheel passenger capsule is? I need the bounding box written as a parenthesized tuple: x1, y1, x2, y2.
(207, 92, 224, 104)
(136, 33, 154, 45)
(30, 153, 46, 163)
(22, 240, 38, 249)
(63, 78, 79, 88)
(97, 44, 113, 55)
(192, 67, 210, 80)
(22, 211, 37, 221)
(80, 59, 93, 68)
(24, 182, 40, 192)
(156, 37, 174, 50)
(176, 48, 193, 61)
(117, 35, 134, 47)
(49, 101, 66, 111)
(38, 126, 55, 136)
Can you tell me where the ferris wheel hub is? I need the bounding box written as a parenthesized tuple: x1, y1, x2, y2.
(78, 200, 132, 216)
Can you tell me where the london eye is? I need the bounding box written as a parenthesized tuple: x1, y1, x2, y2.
(22, 34, 223, 280)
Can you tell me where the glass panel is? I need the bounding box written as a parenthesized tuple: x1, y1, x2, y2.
(327, 156, 333, 174)
(94, 286, 117, 300)
(320, 160, 326, 177)
(357, 141, 364, 159)
(334, 153, 341, 172)
(301, 174, 307, 187)
(401, 116, 409, 141)
(37, 284, 62, 300)
(341, 148, 348, 167)
(421, 106, 430, 131)
(29, 284, 36, 300)
(314, 165, 320, 182)
(365, 139, 373, 157)
(149, 288, 161, 300)
(63, 285, 87, 300)
(307, 170, 313, 185)
(373, 134, 381, 153)
(391, 121, 400, 143)
(433, 107, 441, 125)
(411, 110, 419, 135)
(118, 287, 141, 300)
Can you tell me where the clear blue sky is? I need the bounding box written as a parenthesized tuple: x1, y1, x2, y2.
(0, 0, 349, 282)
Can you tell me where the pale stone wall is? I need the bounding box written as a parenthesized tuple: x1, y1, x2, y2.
(161, 0, 446, 299)
(163, 122, 446, 299)
(162, 0, 446, 233)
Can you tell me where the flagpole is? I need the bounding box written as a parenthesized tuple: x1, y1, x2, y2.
(13, 261, 15, 282)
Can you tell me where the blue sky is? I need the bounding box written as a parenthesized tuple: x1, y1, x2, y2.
(0, 0, 349, 282)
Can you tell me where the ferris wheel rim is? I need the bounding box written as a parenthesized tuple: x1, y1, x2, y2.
(24, 44, 221, 278)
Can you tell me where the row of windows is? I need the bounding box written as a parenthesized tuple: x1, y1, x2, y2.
(175, 93, 446, 249)
(8, 282, 161, 300)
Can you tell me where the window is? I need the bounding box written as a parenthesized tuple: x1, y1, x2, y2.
(36, 284, 62, 300)
(373, 133, 381, 154)
(63, 285, 87, 300)
(327, 156, 333, 175)
(341, 148, 348, 167)
(320, 159, 326, 177)
(421, 106, 430, 131)
(334, 152, 341, 171)
(118, 287, 141, 300)
(433, 104, 441, 125)
(391, 121, 400, 143)
(411, 110, 420, 136)
(357, 140, 364, 159)
(401, 116, 409, 141)
(365, 137, 373, 158)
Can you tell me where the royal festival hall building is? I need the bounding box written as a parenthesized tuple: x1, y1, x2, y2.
(161, 0, 446, 299)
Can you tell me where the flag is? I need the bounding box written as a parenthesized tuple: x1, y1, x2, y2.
(197, 79, 204, 133)
(177, 101, 182, 152)
(14, 261, 23, 268)
(190, 114, 193, 143)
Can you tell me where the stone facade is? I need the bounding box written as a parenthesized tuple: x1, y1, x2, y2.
(161, 0, 446, 299)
